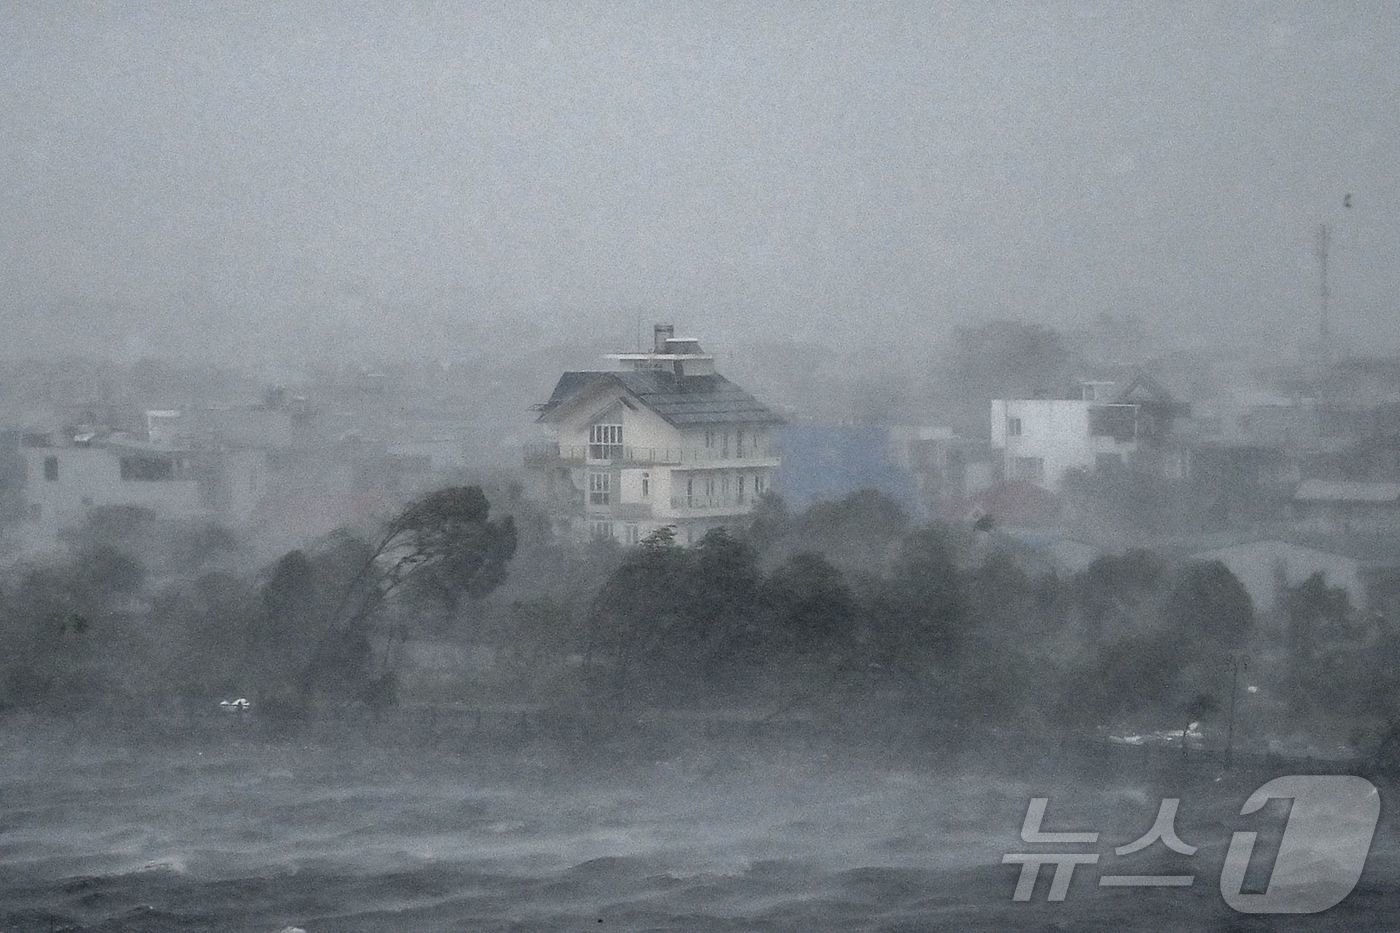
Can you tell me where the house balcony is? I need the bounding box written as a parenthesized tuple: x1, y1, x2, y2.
(610, 501, 654, 520)
(667, 494, 755, 515)
(523, 442, 780, 468)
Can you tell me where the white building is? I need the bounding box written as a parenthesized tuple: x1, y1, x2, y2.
(15, 430, 269, 544)
(990, 374, 1187, 490)
(526, 324, 783, 544)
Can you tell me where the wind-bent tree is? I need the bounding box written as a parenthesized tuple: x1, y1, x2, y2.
(301, 485, 516, 704)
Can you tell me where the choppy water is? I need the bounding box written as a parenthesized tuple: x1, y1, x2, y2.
(0, 721, 1395, 931)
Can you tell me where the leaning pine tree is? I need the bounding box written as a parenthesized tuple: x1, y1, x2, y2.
(300, 486, 516, 707)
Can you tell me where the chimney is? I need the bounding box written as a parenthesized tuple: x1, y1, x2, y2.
(653, 323, 674, 353)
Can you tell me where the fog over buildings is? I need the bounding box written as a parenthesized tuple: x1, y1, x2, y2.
(7, 4, 1400, 930)
(3, 2, 1400, 364)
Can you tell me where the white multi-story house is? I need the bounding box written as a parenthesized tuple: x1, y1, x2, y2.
(14, 429, 269, 545)
(526, 324, 783, 544)
(990, 374, 1188, 490)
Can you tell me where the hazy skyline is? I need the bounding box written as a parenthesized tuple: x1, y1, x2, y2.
(3, 2, 1399, 363)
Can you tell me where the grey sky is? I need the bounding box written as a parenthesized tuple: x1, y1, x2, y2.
(2, 1, 1398, 363)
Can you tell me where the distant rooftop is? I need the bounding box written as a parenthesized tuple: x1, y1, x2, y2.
(537, 370, 783, 428)
(537, 323, 781, 427)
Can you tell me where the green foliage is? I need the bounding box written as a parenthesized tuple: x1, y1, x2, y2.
(1162, 559, 1254, 649)
(1283, 572, 1352, 652)
(1074, 549, 1165, 635)
(759, 552, 855, 656)
(301, 485, 519, 703)
(743, 492, 790, 553)
(261, 549, 316, 619)
(881, 524, 966, 659)
(0, 471, 1376, 756)
(75, 544, 146, 595)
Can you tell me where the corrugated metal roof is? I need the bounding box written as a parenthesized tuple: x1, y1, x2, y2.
(537, 370, 784, 427)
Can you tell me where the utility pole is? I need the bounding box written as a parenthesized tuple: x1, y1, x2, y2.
(1316, 223, 1331, 359)
(1315, 195, 1354, 364)
(1225, 653, 1249, 770)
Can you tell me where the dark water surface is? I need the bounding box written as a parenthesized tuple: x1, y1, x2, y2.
(0, 721, 1395, 931)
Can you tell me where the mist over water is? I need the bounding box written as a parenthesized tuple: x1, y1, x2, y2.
(5, 718, 1396, 932)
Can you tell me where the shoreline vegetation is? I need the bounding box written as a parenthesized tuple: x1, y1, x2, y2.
(4, 484, 1399, 781)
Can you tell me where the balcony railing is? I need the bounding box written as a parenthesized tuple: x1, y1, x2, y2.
(669, 494, 752, 512)
(524, 442, 780, 466)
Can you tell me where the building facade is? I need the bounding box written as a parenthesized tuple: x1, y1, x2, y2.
(526, 324, 783, 544)
(990, 374, 1188, 490)
(15, 430, 269, 544)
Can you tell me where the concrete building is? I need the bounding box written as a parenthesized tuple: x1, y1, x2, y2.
(525, 324, 783, 544)
(990, 374, 1188, 490)
(15, 429, 269, 544)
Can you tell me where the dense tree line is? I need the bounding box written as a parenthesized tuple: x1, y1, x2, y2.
(2, 485, 1396, 758)
(526, 497, 1263, 740)
(486, 491, 1400, 755)
(0, 488, 516, 718)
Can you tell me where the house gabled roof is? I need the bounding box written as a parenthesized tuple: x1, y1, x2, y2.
(536, 370, 784, 428)
(1113, 371, 1175, 404)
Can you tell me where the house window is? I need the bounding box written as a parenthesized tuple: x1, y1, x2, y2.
(623, 522, 640, 545)
(589, 423, 623, 460)
(640, 472, 650, 498)
(754, 474, 767, 496)
(705, 430, 715, 448)
(1012, 456, 1044, 483)
(705, 475, 716, 497)
(587, 471, 611, 505)
(1006, 417, 1023, 438)
(736, 429, 745, 455)
(588, 520, 615, 540)
(738, 475, 747, 503)
(43, 455, 58, 481)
